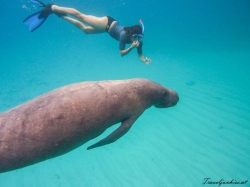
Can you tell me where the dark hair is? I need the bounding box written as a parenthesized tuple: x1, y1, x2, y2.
(124, 25, 142, 37)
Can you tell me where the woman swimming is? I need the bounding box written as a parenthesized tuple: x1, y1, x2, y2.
(23, 0, 151, 64)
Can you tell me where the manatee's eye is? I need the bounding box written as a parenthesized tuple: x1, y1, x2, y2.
(162, 90, 167, 97)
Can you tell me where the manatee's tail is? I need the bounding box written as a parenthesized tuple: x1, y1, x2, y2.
(23, 0, 67, 32)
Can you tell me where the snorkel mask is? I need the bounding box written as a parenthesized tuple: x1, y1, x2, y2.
(131, 19, 144, 42)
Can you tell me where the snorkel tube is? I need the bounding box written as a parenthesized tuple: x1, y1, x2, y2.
(139, 19, 144, 36)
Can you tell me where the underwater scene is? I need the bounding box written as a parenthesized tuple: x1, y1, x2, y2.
(0, 0, 250, 186)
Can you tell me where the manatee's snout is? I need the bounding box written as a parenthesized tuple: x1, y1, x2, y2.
(169, 90, 179, 107)
(155, 90, 179, 108)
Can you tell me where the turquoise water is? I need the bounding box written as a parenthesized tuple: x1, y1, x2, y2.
(1, 0, 250, 186)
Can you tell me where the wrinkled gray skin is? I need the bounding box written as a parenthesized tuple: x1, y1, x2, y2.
(0, 78, 179, 173)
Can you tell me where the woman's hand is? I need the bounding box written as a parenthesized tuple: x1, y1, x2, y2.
(143, 57, 152, 64)
(131, 41, 140, 49)
(139, 54, 152, 64)
(120, 41, 140, 56)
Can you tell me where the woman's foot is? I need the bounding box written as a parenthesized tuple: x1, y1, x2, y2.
(51, 5, 67, 17)
(54, 11, 67, 17)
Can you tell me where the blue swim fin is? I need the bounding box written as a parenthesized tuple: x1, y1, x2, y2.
(30, 0, 46, 7)
(23, 1, 52, 32)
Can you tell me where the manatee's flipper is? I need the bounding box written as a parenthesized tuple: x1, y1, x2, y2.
(23, 3, 52, 32)
(87, 116, 138, 150)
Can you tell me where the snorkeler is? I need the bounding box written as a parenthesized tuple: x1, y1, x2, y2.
(23, 0, 151, 64)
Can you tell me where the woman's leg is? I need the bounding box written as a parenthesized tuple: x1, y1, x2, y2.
(61, 16, 104, 34)
(52, 5, 108, 33)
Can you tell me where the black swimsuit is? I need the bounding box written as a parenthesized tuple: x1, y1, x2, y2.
(105, 16, 116, 32)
